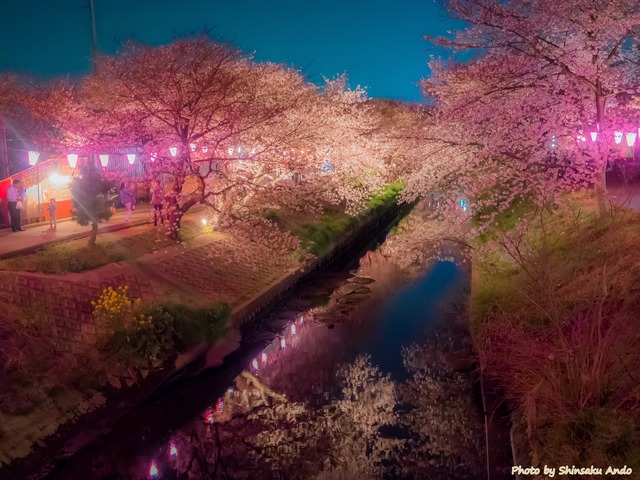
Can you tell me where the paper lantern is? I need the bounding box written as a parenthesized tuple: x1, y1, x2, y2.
(28, 151, 39, 166)
(67, 154, 78, 168)
(169, 147, 178, 157)
(614, 131, 623, 144)
(99, 154, 109, 167)
(626, 132, 637, 147)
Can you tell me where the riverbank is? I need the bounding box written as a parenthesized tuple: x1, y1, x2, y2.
(36, 202, 486, 480)
(0, 196, 411, 479)
(470, 192, 640, 473)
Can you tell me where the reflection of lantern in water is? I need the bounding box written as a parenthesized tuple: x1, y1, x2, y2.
(205, 407, 214, 424)
(216, 398, 223, 413)
(291, 324, 296, 335)
(261, 352, 267, 364)
(252, 358, 259, 370)
(169, 441, 178, 458)
(280, 337, 286, 350)
(149, 460, 159, 478)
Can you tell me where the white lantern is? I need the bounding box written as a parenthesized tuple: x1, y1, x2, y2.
(27, 151, 39, 166)
(127, 154, 136, 165)
(626, 132, 637, 147)
(228, 147, 234, 155)
(590, 132, 598, 142)
(614, 131, 623, 144)
(99, 154, 109, 167)
(150, 153, 157, 162)
(67, 153, 78, 168)
(190, 143, 196, 152)
(202, 146, 208, 153)
(169, 147, 178, 157)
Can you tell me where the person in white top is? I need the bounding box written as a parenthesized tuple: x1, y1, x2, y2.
(6, 179, 24, 232)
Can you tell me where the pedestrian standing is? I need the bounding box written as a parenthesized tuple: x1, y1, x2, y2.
(119, 182, 134, 222)
(48, 198, 57, 229)
(6, 179, 24, 232)
(151, 181, 164, 226)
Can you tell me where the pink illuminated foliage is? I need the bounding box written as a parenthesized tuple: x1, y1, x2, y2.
(408, 0, 640, 228)
(23, 38, 403, 246)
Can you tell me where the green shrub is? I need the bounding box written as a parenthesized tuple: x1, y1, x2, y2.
(366, 180, 405, 210)
(293, 212, 353, 255)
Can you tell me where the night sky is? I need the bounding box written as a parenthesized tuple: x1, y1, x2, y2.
(0, 0, 460, 102)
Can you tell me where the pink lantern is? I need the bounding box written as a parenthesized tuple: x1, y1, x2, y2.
(127, 154, 136, 165)
(67, 153, 78, 168)
(169, 442, 178, 458)
(261, 352, 267, 364)
(626, 132, 637, 147)
(99, 154, 109, 167)
(190, 143, 196, 152)
(169, 147, 178, 157)
(252, 358, 258, 370)
(291, 324, 296, 335)
(590, 132, 598, 142)
(28, 151, 39, 166)
(150, 153, 157, 162)
(614, 131, 623, 144)
(202, 146, 208, 153)
(280, 337, 286, 350)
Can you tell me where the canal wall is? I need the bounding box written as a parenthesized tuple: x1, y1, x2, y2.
(1, 200, 414, 480)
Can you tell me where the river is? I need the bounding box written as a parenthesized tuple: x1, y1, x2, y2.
(40, 223, 487, 480)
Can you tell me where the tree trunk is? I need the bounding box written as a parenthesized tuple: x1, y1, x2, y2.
(595, 87, 608, 217)
(88, 221, 99, 247)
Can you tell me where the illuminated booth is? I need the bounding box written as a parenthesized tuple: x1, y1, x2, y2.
(0, 149, 149, 228)
(0, 156, 77, 227)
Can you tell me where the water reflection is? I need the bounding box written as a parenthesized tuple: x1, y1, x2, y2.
(46, 245, 483, 480)
(130, 254, 482, 480)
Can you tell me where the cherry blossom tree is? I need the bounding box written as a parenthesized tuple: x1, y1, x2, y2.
(414, 0, 640, 223)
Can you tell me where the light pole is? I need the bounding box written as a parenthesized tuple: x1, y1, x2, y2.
(89, 0, 98, 74)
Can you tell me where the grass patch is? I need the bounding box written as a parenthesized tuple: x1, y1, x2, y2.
(293, 211, 354, 255)
(0, 218, 201, 274)
(367, 180, 405, 210)
(471, 193, 640, 468)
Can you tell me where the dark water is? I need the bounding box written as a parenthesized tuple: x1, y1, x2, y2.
(37, 246, 483, 480)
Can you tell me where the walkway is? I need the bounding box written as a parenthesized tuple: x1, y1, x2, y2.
(0, 205, 154, 258)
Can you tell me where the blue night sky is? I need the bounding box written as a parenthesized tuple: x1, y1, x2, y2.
(0, 0, 461, 102)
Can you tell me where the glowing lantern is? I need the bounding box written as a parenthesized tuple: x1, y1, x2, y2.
(227, 387, 233, 395)
(99, 154, 109, 167)
(590, 132, 598, 142)
(149, 460, 159, 479)
(202, 146, 208, 153)
(28, 151, 39, 166)
(205, 407, 214, 424)
(300, 315, 305, 324)
(614, 131, 623, 144)
(67, 153, 78, 168)
(215, 398, 223, 413)
(626, 132, 637, 147)
(169, 442, 178, 458)
(150, 153, 157, 162)
(190, 143, 196, 152)
(127, 154, 136, 165)
(228, 147, 234, 155)
(280, 338, 286, 350)
(252, 358, 258, 370)
(169, 147, 178, 157)
(201, 218, 207, 225)
(261, 352, 267, 364)
(291, 324, 296, 335)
